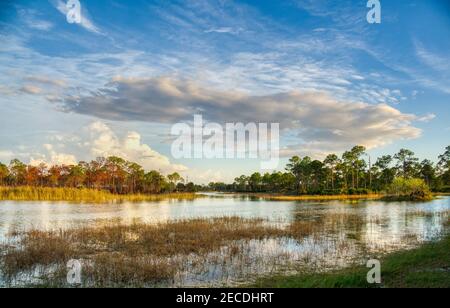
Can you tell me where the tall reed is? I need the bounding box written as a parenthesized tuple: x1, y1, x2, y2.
(0, 186, 199, 203)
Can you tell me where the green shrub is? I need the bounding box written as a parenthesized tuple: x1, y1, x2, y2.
(386, 178, 432, 201)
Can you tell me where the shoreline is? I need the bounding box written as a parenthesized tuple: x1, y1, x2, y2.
(0, 186, 448, 203)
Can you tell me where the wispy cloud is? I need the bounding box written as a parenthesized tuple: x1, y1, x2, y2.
(417, 113, 436, 123)
(51, 0, 103, 35)
(409, 40, 450, 94)
(17, 8, 54, 31)
(415, 41, 450, 74)
(20, 85, 42, 95)
(204, 27, 242, 34)
(25, 76, 67, 88)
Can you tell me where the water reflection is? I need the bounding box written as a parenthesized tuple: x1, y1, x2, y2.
(0, 195, 449, 240)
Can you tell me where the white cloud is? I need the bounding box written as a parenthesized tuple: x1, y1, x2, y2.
(21, 122, 188, 174)
(29, 143, 77, 166)
(187, 169, 230, 184)
(86, 121, 187, 173)
(417, 113, 436, 123)
(204, 27, 241, 34)
(415, 41, 450, 74)
(17, 8, 54, 31)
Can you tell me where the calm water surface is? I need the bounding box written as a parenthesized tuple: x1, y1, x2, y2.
(0, 194, 448, 239)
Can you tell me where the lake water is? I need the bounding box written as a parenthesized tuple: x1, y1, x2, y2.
(0, 194, 449, 286)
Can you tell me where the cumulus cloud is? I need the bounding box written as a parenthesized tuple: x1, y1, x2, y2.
(21, 121, 187, 174)
(187, 169, 231, 184)
(62, 77, 423, 155)
(29, 144, 77, 166)
(85, 121, 187, 173)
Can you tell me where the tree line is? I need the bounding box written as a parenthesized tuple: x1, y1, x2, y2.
(208, 146, 450, 195)
(1, 145, 449, 196)
(0, 156, 199, 194)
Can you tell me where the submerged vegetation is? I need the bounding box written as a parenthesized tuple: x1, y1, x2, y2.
(0, 186, 198, 203)
(0, 214, 367, 287)
(0, 217, 287, 287)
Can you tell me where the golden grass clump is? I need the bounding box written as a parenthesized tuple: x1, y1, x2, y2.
(259, 194, 382, 201)
(0, 186, 199, 203)
(59, 217, 287, 257)
(2, 231, 75, 277)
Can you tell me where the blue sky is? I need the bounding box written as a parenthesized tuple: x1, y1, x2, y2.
(0, 0, 449, 183)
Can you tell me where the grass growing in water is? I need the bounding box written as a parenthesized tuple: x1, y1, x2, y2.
(0, 186, 199, 203)
(253, 235, 450, 288)
(0, 217, 287, 287)
(255, 194, 382, 201)
(1, 212, 447, 287)
(0, 214, 366, 287)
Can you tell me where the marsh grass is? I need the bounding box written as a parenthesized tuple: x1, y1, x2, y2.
(1, 210, 445, 287)
(0, 186, 199, 203)
(258, 194, 382, 201)
(0, 213, 371, 287)
(288, 212, 365, 238)
(0, 217, 289, 287)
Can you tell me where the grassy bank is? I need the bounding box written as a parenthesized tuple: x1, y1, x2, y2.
(0, 186, 199, 203)
(253, 235, 450, 288)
